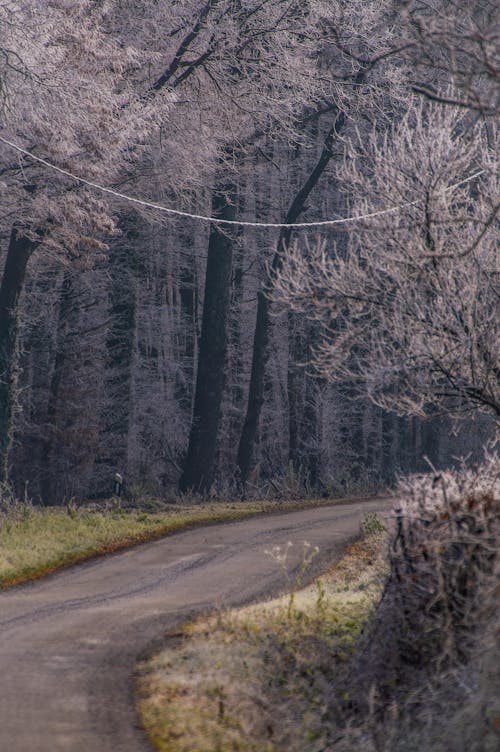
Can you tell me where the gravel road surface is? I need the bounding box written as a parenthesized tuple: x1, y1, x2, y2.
(0, 498, 391, 752)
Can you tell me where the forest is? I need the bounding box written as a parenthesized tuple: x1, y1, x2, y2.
(0, 0, 498, 505)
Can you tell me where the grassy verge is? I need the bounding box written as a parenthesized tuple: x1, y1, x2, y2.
(0, 496, 362, 589)
(136, 518, 388, 752)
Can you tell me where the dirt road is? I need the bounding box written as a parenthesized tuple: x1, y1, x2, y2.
(0, 498, 391, 752)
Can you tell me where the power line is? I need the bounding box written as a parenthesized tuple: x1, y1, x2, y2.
(0, 135, 487, 230)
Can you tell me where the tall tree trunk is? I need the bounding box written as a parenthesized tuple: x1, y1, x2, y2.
(176, 263, 199, 415)
(287, 312, 303, 473)
(302, 374, 321, 490)
(380, 409, 396, 485)
(178, 181, 237, 494)
(100, 218, 139, 484)
(0, 226, 38, 483)
(237, 123, 336, 487)
(290, 367, 322, 491)
(287, 315, 322, 489)
(36, 267, 105, 503)
(222, 234, 245, 478)
(339, 397, 365, 485)
(421, 411, 441, 470)
(40, 273, 74, 504)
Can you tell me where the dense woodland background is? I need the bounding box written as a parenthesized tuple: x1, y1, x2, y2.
(0, 0, 497, 504)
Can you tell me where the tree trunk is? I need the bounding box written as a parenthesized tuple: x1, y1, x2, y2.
(237, 123, 337, 487)
(287, 312, 302, 473)
(340, 397, 365, 485)
(178, 182, 237, 494)
(0, 226, 38, 483)
(176, 263, 199, 415)
(380, 409, 396, 485)
(224, 236, 245, 476)
(287, 316, 322, 489)
(99, 218, 139, 486)
(421, 411, 441, 470)
(40, 273, 74, 504)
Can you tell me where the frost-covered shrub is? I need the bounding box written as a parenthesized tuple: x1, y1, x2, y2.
(390, 456, 499, 667)
(355, 455, 499, 706)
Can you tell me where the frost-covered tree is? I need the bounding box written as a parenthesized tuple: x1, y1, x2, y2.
(236, 0, 410, 487)
(173, 0, 340, 494)
(2, 0, 493, 502)
(0, 0, 172, 482)
(274, 102, 499, 419)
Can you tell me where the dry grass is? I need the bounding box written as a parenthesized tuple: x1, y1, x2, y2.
(136, 522, 388, 752)
(0, 495, 361, 589)
(0, 499, 293, 588)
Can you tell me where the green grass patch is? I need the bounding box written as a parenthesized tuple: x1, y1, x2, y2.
(0, 496, 356, 589)
(136, 523, 388, 752)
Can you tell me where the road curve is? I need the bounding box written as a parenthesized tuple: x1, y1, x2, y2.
(0, 498, 391, 752)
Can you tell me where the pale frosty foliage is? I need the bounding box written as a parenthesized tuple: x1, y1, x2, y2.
(108, 0, 405, 202)
(0, 0, 173, 253)
(317, 0, 407, 113)
(108, 0, 337, 191)
(0, 0, 380, 238)
(274, 101, 499, 418)
(0, 1, 406, 241)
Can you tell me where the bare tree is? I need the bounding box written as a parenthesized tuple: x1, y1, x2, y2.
(396, 0, 500, 116)
(274, 102, 499, 420)
(175, 0, 336, 494)
(236, 0, 411, 488)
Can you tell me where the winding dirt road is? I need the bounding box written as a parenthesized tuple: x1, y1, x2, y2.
(0, 498, 390, 752)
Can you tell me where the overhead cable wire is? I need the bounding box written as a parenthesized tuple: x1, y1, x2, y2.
(0, 134, 487, 230)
